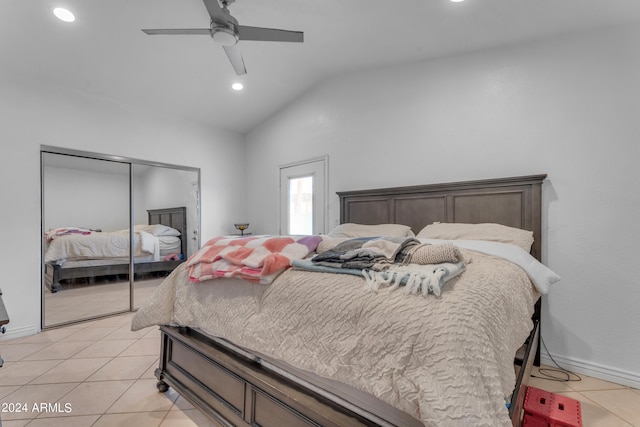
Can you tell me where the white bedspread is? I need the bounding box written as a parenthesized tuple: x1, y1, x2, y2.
(45, 230, 159, 263)
(132, 249, 539, 427)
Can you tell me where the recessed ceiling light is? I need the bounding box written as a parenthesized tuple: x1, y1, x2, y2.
(450, 0, 464, 2)
(53, 7, 75, 22)
(231, 82, 244, 91)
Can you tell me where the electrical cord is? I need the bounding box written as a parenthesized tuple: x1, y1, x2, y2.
(531, 335, 582, 383)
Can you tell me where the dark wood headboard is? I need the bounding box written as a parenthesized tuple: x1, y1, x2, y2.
(148, 207, 188, 258)
(339, 174, 547, 369)
(338, 174, 546, 262)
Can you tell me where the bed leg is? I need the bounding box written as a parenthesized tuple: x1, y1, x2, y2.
(156, 380, 169, 393)
(154, 368, 169, 393)
(534, 298, 542, 367)
(46, 263, 60, 293)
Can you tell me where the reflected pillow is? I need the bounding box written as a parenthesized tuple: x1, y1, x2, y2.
(416, 222, 534, 252)
(327, 223, 414, 238)
(135, 224, 181, 237)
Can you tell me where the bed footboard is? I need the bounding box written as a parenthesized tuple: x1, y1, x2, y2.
(156, 326, 425, 427)
(45, 260, 183, 293)
(156, 325, 536, 427)
(156, 325, 537, 427)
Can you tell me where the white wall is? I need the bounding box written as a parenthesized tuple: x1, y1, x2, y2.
(44, 164, 131, 232)
(245, 24, 640, 387)
(0, 77, 246, 339)
(139, 166, 200, 256)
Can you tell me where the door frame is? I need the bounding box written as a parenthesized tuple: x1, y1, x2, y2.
(278, 156, 328, 235)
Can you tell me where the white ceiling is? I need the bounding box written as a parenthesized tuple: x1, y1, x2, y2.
(3, 0, 640, 134)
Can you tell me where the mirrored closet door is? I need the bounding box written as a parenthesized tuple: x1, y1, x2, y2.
(131, 164, 200, 310)
(41, 148, 200, 328)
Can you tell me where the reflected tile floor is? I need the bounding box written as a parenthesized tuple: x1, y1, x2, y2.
(0, 313, 638, 426)
(43, 278, 162, 326)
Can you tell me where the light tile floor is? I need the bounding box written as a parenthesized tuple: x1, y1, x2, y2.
(528, 366, 640, 426)
(0, 313, 216, 427)
(0, 313, 638, 426)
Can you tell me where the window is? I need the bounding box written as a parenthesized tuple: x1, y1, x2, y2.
(288, 175, 314, 235)
(279, 158, 327, 235)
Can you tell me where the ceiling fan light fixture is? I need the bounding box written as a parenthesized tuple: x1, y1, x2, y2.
(212, 27, 239, 46)
(141, 0, 304, 75)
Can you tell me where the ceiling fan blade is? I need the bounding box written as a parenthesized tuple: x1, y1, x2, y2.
(237, 25, 303, 43)
(202, 0, 228, 26)
(142, 28, 211, 36)
(223, 45, 247, 75)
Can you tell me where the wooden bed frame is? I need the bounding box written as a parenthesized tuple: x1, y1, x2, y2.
(45, 207, 187, 293)
(155, 175, 547, 427)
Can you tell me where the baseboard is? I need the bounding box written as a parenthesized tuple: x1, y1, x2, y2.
(0, 325, 38, 341)
(540, 351, 640, 389)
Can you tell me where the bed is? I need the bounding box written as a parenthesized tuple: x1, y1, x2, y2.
(44, 207, 187, 293)
(132, 175, 554, 427)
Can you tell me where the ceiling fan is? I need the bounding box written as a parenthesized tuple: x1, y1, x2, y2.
(142, 0, 303, 75)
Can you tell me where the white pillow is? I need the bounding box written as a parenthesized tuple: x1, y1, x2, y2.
(327, 223, 414, 238)
(420, 238, 559, 294)
(135, 224, 181, 237)
(416, 222, 534, 252)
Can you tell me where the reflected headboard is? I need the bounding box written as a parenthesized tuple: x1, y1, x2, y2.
(148, 206, 187, 258)
(337, 174, 546, 261)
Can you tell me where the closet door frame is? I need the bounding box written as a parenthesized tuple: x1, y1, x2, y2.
(40, 145, 200, 329)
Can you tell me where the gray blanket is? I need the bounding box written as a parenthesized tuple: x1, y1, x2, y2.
(311, 236, 420, 270)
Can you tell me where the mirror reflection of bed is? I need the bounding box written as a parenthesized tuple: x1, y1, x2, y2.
(43, 207, 186, 324)
(41, 150, 200, 328)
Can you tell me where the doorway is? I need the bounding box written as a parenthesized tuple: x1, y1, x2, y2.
(279, 157, 327, 235)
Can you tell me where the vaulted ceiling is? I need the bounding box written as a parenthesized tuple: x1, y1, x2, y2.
(3, 0, 640, 133)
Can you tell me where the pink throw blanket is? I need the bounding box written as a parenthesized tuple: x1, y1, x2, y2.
(44, 227, 91, 242)
(186, 235, 322, 284)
